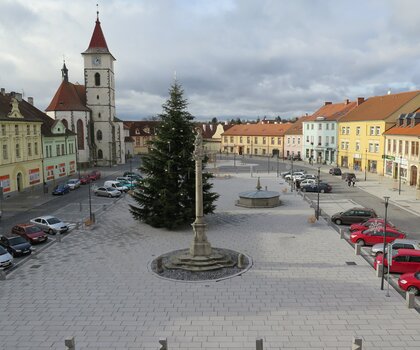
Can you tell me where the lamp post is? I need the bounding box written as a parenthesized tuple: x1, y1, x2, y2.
(364, 148, 368, 181)
(398, 156, 402, 195)
(290, 152, 294, 192)
(276, 154, 279, 177)
(267, 154, 270, 173)
(316, 166, 321, 220)
(381, 196, 390, 290)
(88, 180, 93, 223)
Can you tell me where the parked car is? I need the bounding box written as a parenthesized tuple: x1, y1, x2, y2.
(115, 178, 135, 189)
(104, 180, 129, 192)
(30, 216, 69, 235)
(398, 272, 420, 295)
(329, 167, 342, 175)
(331, 207, 377, 225)
(350, 218, 395, 232)
(11, 224, 48, 244)
(341, 172, 356, 181)
(52, 184, 70, 195)
(123, 171, 142, 178)
(67, 178, 81, 190)
(374, 249, 420, 274)
(79, 175, 91, 185)
(94, 186, 121, 198)
(301, 182, 332, 193)
(287, 154, 301, 161)
(0, 246, 13, 270)
(0, 236, 32, 257)
(350, 227, 406, 246)
(284, 171, 305, 180)
(298, 179, 316, 187)
(371, 239, 420, 256)
(88, 170, 101, 181)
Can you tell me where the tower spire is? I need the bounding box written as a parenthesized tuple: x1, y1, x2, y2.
(61, 59, 68, 82)
(96, 3, 99, 21)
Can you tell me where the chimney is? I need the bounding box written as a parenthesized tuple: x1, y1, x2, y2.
(15, 93, 22, 101)
(357, 97, 365, 106)
(0, 88, 5, 96)
(344, 99, 350, 105)
(28, 97, 34, 105)
(202, 124, 206, 131)
(324, 101, 332, 106)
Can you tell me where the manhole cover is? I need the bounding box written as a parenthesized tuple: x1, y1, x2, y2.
(30, 265, 41, 269)
(345, 261, 357, 265)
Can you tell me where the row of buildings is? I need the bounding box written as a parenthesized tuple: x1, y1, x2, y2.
(221, 91, 420, 188)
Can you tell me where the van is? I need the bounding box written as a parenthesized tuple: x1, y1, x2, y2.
(374, 249, 420, 274)
(103, 180, 128, 192)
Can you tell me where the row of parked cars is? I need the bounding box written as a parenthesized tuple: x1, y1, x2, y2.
(51, 170, 102, 195)
(333, 207, 420, 295)
(281, 170, 332, 193)
(93, 172, 142, 198)
(0, 215, 69, 270)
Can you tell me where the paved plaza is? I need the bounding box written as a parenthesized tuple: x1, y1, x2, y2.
(1, 173, 420, 349)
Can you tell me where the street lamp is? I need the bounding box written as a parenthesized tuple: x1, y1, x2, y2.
(398, 156, 402, 195)
(364, 148, 368, 181)
(316, 166, 321, 220)
(276, 154, 279, 177)
(381, 196, 390, 290)
(290, 152, 294, 192)
(88, 180, 94, 223)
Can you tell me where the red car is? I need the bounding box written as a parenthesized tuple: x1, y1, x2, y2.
(350, 227, 405, 246)
(375, 249, 420, 274)
(349, 218, 395, 232)
(79, 175, 91, 185)
(88, 170, 101, 181)
(398, 272, 420, 295)
(11, 224, 48, 244)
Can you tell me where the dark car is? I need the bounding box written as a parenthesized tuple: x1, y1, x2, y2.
(301, 182, 332, 193)
(11, 224, 48, 244)
(329, 167, 342, 175)
(341, 172, 356, 181)
(331, 207, 377, 225)
(52, 184, 70, 195)
(0, 236, 32, 257)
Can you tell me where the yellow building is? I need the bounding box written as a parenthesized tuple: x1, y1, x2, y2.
(337, 91, 420, 176)
(0, 91, 43, 193)
(221, 121, 292, 157)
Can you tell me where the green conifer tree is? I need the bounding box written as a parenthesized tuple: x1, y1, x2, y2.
(130, 82, 219, 229)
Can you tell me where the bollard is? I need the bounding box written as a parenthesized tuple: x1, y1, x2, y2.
(0, 270, 6, 280)
(237, 254, 245, 269)
(340, 228, 345, 239)
(376, 263, 383, 278)
(354, 243, 361, 255)
(156, 257, 164, 273)
(406, 291, 416, 309)
(256, 338, 263, 350)
(351, 337, 362, 350)
(64, 336, 75, 350)
(159, 337, 167, 350)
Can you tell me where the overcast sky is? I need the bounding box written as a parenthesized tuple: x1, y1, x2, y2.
(2, 0, 420, 121)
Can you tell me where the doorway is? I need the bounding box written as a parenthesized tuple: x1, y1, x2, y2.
(410, 165, 418, 186)
(16, 172, 23, 192)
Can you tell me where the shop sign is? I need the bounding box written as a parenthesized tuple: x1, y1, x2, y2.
(29, 168, 40, 185)
(0, 175, 11, 192)
(59, 163, 66, 176)
(46, 165, 54, 180)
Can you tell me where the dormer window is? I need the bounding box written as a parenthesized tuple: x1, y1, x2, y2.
(135, 128, 140, 135)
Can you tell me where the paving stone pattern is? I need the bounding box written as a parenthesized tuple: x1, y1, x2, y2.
(0, 174, 419, 349)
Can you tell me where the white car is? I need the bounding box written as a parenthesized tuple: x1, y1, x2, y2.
(299, 179, 316, 187)
(30, 216, 69, 235)
(284, 171, 305, 180)
(67, 178, 81, 190)
(94, 186, 121, 198)
(0, 246, 13, 270)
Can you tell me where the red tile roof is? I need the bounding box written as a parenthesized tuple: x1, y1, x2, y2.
(340, 91, 420, 122)
(83, 17, 113, 56)
(222, 122, 293, 137)
(45, 81, 90, 112)
(306, 100, 358, 122)
(284, 115, 312, 135)
(384, 123, 420, 136)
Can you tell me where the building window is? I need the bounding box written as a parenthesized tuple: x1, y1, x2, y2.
(311, 124, 314, 130)
(98, 113, 101, 118)
(2, 145, 7, 160)
(287, 137, 290, 145)
(98, 149, 103, 159)
(16, 143, 20, 157)
(374, 143, 379, 153)
(369, 143, 373, 152)
(56, 144, 61, 156)
(346, 127, 350, 134)
(306, 136, 309, 143)
(376, 126, 381, 135)
(356, 127, 360, 135)
(318, 136, 322, 145)
(95, 73, 101, 86)
(399, 140, 403, 154)
(331, 123, 335, 130)
(331, 136, 335, 144)
(239, 136, 243, 143)
(247, 136, 250, 144)
(262, 137, 266, 145)
(262, 149, 266, 155)
(96, 95, 99, 100)
(33, 125, 36, 134)
(326, 123, 329, 130)
(277, 137, 281, 145)
(77, 120, 84, 150)
(326, 136, 329, 145)
(341, 142, 345, 150)
(411, 141, 419, 156)
(271, 137, 274, 145)
(393, 140, 396, 153)
(297, 137, 300, 145)
(292, 137, 295, 144)
(318, 123, 322, 130)
(28, 142, 32, 156)
(48, 145, 52, 157)
(61, 144, 65, 155)
(230, 136, 234, 143)
(341, 126, 345, 135)
(355, 141, 360, 151)
(97, 130, 103, 141)
(69, 143, 73, 154)
(370, 126, 375, 135)
(254, 137, 258, 144)
(15, 125, 19, 135)
(346, 142, 349, 150)
(1, 125, 5, 136)
(224, 136, 227, 143)
(405, 141, 409, 155)
(254, 148, 258, 155)
(387, 139, 391, 153)
(27, 125, 30, 135)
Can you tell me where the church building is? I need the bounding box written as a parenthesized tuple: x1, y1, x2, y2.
(46, 12, 125, 167)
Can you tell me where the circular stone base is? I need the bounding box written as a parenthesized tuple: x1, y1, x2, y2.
(150, 248, 252, 282)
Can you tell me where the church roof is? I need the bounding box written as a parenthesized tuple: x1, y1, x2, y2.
(45, 81, 90, 112)
(82, 15, 114, 58)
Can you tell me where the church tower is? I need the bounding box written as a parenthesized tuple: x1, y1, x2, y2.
(82, 10, 125, 166)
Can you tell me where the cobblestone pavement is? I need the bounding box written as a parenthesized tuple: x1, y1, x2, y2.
(1, 174, 420, 349)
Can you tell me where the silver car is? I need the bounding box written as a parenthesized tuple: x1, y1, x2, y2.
(94, 186, 121, 198)
(67, 178, 81, 190)
(0, 246, 13, 270)
(30, 216, 69, 235)
(371, 239, 420, 256)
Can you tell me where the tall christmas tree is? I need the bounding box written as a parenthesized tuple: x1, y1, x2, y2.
(130, 81, 219, 229)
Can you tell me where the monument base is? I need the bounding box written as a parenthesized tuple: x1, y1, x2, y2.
(165, 250, 235, 271)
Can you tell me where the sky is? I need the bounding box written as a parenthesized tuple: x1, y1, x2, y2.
(2, 0, 420, 121)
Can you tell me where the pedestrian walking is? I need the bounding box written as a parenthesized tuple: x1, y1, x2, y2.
(351, 177, 356, 187)
(347, 178, 351, 187)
